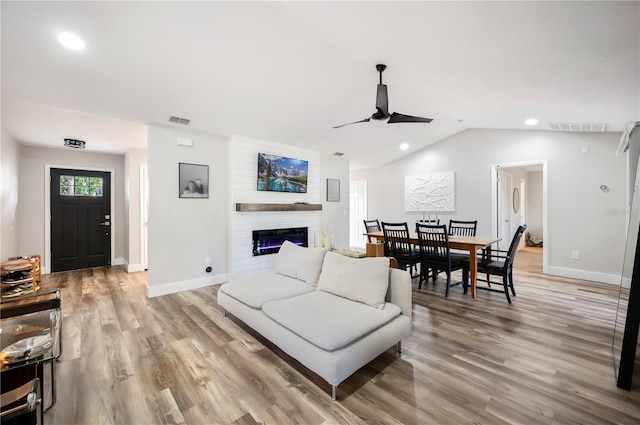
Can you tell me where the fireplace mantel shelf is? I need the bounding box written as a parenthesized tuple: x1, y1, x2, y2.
(236, 203, 322, 212)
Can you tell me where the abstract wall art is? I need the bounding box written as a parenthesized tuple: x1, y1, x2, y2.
(404, 172, 455, 212)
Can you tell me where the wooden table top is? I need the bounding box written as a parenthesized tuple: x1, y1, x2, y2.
(365, 231, 500, 248)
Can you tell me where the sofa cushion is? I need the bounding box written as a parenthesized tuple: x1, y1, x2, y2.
(317, 251, 390, 309)
(219, 273, 315, 309)
(262, 291, 401, 351)
(275, 241, 327, 285)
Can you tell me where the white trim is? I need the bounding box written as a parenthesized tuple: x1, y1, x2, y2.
(127, 263, 144, 273)
(491, 160, 548, 273)
(113, 257, 124, 266)
(546, 266, 621, 285)
(140, 164, 149, 271)
(44, 164, 116, 273)
(147, 273, 228, 298)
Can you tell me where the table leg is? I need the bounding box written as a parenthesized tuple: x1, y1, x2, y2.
(469, 249, 478, 300)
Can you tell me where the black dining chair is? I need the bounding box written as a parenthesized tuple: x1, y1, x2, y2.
(416, 223, 469, 296)
(363, 219, 382, 243)
(476, 224, 527, 304)
(448, 220, 477, 236)
(381, 222, 421, 277)
(415, 219, 440, 231)
(427, 220, 477, 282)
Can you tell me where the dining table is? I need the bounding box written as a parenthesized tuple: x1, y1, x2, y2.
(364, 231, 501, 299)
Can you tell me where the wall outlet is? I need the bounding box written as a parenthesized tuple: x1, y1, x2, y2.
(205, 256, 211, 266)
(571, 251, 580, 260)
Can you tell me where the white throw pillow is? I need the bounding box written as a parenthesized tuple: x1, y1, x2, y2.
(317, 251, 390, 309)
(275, 240, 327, 285)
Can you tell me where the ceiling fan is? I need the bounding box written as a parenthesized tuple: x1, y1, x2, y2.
(333, 64, 433, 129)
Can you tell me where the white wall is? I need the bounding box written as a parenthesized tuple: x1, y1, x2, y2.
(0, 128, 20, 260)
(229, 135, 321, 279)
(351, 129, 626, 283)
(319, 153, 350, 250)
(17, 145, 126, 272)
(147, 124, 228, 296)
(124, 148, 147, 272)
(527, 171, 544, 237)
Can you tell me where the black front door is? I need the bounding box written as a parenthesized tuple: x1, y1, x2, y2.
(51, 168, 111, 272)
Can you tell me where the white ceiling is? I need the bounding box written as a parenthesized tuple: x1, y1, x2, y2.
(2, 1, 638, 167)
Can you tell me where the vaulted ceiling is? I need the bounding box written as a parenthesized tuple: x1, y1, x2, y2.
(2, 1, 639, 167)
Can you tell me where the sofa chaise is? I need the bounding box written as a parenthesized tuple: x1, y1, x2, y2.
(217, 241, 412, 400)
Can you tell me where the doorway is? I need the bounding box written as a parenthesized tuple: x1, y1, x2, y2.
(349, 180, 368, 249)
(50, 168, 112, 272)
(491, 161, 547, 273)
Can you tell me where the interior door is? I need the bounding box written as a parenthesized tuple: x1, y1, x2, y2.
(497, 170, 512, 249)
(50, 168, 111, 272)
(349, 180, 368, 249)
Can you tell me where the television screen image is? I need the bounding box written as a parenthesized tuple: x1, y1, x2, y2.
(257, 153, 308, 193)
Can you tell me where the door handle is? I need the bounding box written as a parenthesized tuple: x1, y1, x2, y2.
(100, 221, 110, 226)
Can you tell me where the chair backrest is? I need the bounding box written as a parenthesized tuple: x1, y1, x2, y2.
(364, 219, 381, 243)
(363, 219, 381, 233)
(381, 222, 413, 257)
(416, 223, 451, 263)
(415, 219, 439, 231)
(449, 220, 478, 236)
(505, 225, 527, 267)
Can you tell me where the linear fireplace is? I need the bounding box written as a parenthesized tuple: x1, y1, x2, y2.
(252, 227, 308, 256)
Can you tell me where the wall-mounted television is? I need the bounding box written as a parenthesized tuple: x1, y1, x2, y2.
(257, 153, 308, 193)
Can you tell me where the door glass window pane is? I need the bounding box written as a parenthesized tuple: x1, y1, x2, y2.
(59, 175, 103, 197)
(88, 177, 103, 197)
(75, 176, 89, 187)
(60, 175, 74, 186)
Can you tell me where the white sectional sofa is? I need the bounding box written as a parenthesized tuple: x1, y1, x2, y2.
(217, 241, 412, 400)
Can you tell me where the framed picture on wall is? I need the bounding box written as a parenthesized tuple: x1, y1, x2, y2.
(179, 163, 209, 198)
(327, 178, 340, 202)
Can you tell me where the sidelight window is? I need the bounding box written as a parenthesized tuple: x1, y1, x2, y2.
(60, 175, 103, 197)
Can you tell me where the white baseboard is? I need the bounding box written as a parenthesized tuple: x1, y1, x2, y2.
(127, 263, 144, 273)
(113, 257, 125, 266)
(546, 266, 620, 285)
(147, 273, 228, 298)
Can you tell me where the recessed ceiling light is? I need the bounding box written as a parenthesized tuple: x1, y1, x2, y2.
(57, 32, 85, 50)
(525, 118, 539, 126)
(399, 143, 410, 151)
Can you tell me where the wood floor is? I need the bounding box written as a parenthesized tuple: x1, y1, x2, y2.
(514, 247, 543, 273)
(38, 266, 640, 424)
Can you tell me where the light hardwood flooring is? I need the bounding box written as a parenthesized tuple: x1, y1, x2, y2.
(38, 266, 640, 424)
(514, 247, 543, 273)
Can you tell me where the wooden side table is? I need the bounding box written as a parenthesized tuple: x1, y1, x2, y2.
(366, 242, 385, 257)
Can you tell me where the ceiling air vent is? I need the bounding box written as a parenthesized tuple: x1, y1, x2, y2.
(64, 138, 86, 149)
(548, 122, 607, 132)
(333, 152, 345, 156)
(169, 115, 191, 126)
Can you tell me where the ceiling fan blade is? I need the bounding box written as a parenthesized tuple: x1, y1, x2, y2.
(388, 112, 433, 124)
(332, 117, 371, 129)
(375, 84, 389, 118)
